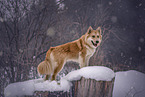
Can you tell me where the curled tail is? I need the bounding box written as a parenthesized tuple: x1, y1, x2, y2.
(37, 47, 54, 75)
(37, 60, 53, 75)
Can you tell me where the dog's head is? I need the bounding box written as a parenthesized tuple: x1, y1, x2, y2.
(85, 26, 102, 48)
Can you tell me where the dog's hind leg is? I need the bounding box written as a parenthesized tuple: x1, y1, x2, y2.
(44, 74, 50, 80)
(51, 60, 64, 81)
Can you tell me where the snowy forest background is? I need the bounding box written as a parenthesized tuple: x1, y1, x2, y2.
(0, 0, 145, 96)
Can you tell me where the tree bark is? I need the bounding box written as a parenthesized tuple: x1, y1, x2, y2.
(33, 91, 70, 97)
(74, 77, 115, 97)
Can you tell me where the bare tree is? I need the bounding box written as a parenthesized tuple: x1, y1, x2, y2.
(0, 0, 59, 96)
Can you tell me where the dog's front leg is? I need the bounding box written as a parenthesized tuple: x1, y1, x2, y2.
(79, 56, 86, 68)
(85, 56, 91, 66)
(79, 56, 90, 67)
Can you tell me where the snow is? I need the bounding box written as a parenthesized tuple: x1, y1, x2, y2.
(0, 51, 3, 56)
(139, 37, 144, 43)
(4, 66, 145, 97)
(33, 56, 36, 59)
(19, 49, 23, 53)
(138, 46, 142, 52)
(0, 17, 4, 22)
(4, 80, 34, 97)
(111, 16, 117, 23)
(139, 3, 142, 7)
(121, 52, 123, 56)
(97, 4, 102, 8)
(109, 2, 112, 5)
(46, 27, 55, 37)
(64, 66, 115, 81)
(113, 70, 145, 97)
(4, 66, 115, 97)
(4, 78, 72, 97)
(34, 78, 72, 92)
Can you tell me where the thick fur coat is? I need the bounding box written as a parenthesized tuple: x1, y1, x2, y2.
(37, 26, 102, 80)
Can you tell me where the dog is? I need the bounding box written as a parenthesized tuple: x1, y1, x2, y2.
(37, 26, 102, 81)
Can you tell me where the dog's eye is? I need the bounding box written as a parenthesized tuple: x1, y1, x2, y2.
(97, 36, 99, 38)
(92, 36, 95, 38)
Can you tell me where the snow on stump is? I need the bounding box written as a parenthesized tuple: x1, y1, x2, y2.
(29, 78, 72, 97)
(64, 66, 115, 97)
(4, 66, 115, 97)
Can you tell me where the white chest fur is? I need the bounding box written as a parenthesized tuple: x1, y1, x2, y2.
(86, 46, 96, 57)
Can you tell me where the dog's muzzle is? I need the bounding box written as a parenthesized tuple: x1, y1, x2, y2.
(91, 41, 99, 47)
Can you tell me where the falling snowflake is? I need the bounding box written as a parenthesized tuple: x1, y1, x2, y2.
(19, 49, 23, 53)
(138, 47, 141, 52)
(123, 28, 126, 31)
(46, 27, 55, 37)
(139, 37, 144, 43)
(139, 3, 142, 7)
(97, 4, 102, 8)
(130, 86, 134, 89)
(121, 52, 123, 57)
(0, 51, 3, 56)
(109, 2, 112, 5)
(33, 56, 36, 59)
(111, 16, 117, 23)
(0, 17, 4, 22)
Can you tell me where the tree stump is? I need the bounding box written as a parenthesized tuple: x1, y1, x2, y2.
(74, 77, 115, 97)
(33, 91, 70, 97)
(31, 77, 115, 97)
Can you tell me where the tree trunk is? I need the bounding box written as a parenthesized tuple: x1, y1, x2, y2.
(74, 77, 115, 97)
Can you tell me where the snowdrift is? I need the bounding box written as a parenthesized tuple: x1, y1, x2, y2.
(4, 66, 145, 97)
(4, 66, 115, 97)
(113, 70, 145, 97)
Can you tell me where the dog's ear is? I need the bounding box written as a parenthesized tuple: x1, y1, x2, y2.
(97, 27, 101, 34)
(87, 26, 93, 34)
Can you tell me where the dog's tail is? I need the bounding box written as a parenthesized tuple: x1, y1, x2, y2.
(37, 61, 52, 75)
(37, 47, 54, 75)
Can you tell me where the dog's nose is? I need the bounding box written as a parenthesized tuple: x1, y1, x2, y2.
(96, 41, 99, 44)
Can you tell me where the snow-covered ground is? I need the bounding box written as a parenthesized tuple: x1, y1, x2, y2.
(4, 66, 115, 97)
(4, 66, 145, 97)
(113, 70, 145, 97)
